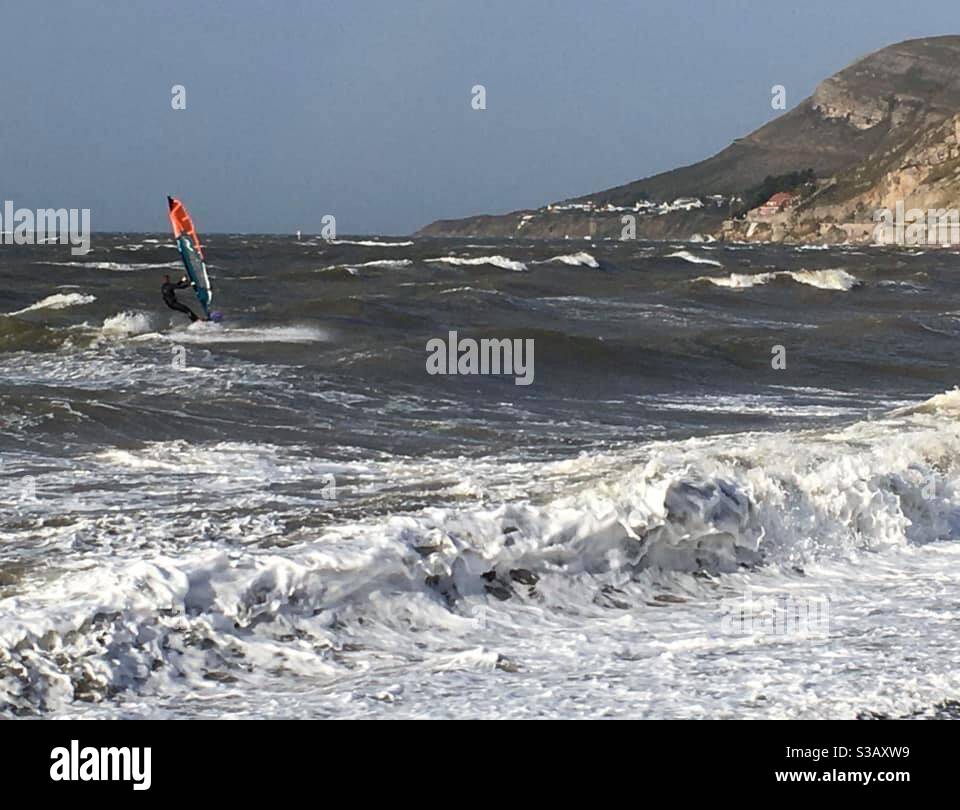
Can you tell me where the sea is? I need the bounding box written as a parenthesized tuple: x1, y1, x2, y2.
(2, 234, 960, 718)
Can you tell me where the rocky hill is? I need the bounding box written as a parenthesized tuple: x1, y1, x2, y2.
(417, 36, 960, 244)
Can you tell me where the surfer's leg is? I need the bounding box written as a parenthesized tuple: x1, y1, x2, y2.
(166, 300, 198, 322)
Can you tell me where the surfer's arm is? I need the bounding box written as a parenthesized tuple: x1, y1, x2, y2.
(175, 278, 194, 289)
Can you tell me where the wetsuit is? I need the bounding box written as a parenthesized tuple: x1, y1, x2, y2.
(162, 279, 199, 322)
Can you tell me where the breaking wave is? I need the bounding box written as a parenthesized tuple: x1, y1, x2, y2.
(666, 250, 723, 267)
(426, 255, 528, 272)
(696, 268, 861, 291)
(696, 272, 777, 289)
(6, 293, 96, 316)
(533, 252, 600, 268)
(321, 259, 412, 272)
(99, 311, 156, 337)
(3, 392, 960, 714)
(788, 269, 861, 291)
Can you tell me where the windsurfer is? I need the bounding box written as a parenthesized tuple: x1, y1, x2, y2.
(161, 274, 201, 322)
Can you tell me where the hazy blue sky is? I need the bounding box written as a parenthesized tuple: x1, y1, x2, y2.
(3, 0, 959, 234)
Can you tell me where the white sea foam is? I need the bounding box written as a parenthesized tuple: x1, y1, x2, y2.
(40, 261, 182, 272)
(351, 259, 412, 269)
(320, 259, 412, 272)
(328, 240, 414, 247)
(99, 311, 156, 337)
(6, 293, 96, 316)
(891, 387, 960, 417)
(161, 324, 330, 344)
(665, 250, 723, 267)
(5, 398, 960, 718)
(426, 255, 528, 272)
(92, 316, 329, 345)
(697, 272, 777, 289)
(439, 286, 505, 296)
(788, 268, 860, 291)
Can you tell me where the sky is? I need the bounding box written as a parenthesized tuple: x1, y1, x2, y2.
(2, 0, 959, 234)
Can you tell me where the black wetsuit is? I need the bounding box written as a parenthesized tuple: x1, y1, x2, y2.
(161, 280, 199, 322)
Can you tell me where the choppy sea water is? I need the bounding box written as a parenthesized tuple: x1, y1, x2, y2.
(2, 234, 960, 718)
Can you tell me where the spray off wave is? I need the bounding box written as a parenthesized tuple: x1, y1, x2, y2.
(6, 293, 96, 316)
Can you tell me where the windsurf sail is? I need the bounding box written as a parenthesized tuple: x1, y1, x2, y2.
(167, 196, 212, 319)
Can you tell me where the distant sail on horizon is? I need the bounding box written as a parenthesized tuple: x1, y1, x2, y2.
(167, 195, 212, 319)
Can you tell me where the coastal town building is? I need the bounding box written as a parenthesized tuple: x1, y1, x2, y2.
(751, 192, 797, 219)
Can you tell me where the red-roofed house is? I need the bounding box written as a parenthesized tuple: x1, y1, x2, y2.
(753, 192, 797, 218)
